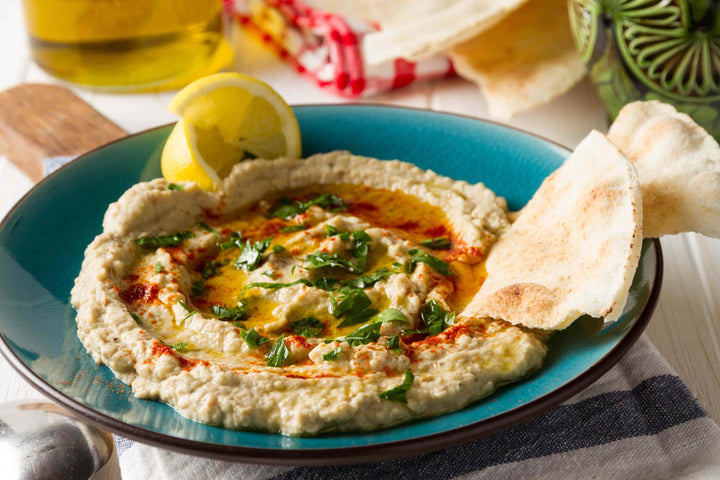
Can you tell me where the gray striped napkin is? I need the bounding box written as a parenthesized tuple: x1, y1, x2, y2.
(115, 336, 720, 480)
(42, 157, 720, 479)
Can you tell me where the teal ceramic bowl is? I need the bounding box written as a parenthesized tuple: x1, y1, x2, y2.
(0, 105, 661, 465)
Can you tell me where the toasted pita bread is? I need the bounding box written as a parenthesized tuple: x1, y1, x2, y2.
(357, 0, 529, 66)
(608, 101, 720, 238)
(464, 131, 642, 330)
(448, 0, 585, 120)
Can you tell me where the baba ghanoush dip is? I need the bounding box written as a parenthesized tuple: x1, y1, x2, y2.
(71, 152, 547, 435)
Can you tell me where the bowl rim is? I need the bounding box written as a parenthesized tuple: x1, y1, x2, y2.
(0, 104, 663, 465)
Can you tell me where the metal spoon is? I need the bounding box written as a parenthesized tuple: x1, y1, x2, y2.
(0, 400, 114, 480)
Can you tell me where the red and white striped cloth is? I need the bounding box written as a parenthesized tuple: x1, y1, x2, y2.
(223, 0, 454, 97)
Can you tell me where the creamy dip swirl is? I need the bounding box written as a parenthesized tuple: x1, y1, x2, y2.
(71, 152, 547, 435)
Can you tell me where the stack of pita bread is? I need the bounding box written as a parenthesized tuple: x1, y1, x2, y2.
(466, 101, 720, 331)
(304, 0, 584, 119)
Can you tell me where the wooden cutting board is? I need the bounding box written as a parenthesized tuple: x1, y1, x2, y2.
(0, 84, 127, 182)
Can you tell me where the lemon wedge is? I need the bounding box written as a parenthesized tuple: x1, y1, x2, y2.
(161, 73, 301, 191)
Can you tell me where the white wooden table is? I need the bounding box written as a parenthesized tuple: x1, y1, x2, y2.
(1, 0, 719, 477)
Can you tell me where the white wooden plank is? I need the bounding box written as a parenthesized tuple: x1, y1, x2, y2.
(645, 234, 720, 422)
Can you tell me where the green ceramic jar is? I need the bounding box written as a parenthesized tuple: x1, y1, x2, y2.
(569, 0, 720, 139)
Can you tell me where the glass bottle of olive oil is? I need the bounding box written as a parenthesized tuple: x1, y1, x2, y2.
(22, 0, 233, 91)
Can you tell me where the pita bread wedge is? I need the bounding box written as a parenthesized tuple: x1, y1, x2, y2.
(464, 131, 643, 330)
(449, 0, 586, 120)
(608, 101, 720, 238)
(358, 0, 529, 66)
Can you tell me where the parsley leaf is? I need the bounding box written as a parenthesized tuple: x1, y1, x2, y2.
(325, 225, 351, 242)
(322, 347, 342, 361)
(191, 280, 205, 297)
(350, 230, 371, 267)
(272, 244, 287, 254)
(290, 317, 325, 337)
(154, 261, 164, 273)
(240, 327, 270, 348)
(378, 370, 414, 403)
(345, 322, 382, 346)
(420, 237, 452, 250)
(376, 308, 410, 324)
(219, 231, 244, 251)
(177, 299, 197, 323)
(234, 237, 272, 271)
(202, 258, 230, 279)
(135, 231, 194, 249)
(385, 335, 401, 353)
(313, 277, 341, 291)
(167, 183, 184, 190)
(305, 252, 364, 274)
(168, 341, 190, 352)
(407, 249, 452, 276)
(130, 312, 142, 325)
(269, 194, 348, 219)
(265, 333, 290, 367)
(331, 288, 378, 328)
(262, 269, 275, 278)
(280, 223, 308, 233)
(199, 222, 220, 237)
(211, 304, 247, 322)
(341, 267, 397, 289)
(241, 279, 313, 296)
(421, 299, 456, 336)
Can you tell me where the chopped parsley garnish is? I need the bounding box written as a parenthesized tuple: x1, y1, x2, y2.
(202, 258, 230, 279)
(272, 244, 287, 254)
(420, 237, 452, 250)
(262, 269, 275, 278)
(313, 277, 341, 291)
(168, 341, 190, 353)
(177, 299, 197, 323)
(341, 267, 396, 289)
(135, 231, 193, 249)
(240, 327, 270, 348)
(290, 316, 325, 337)
(306, 229, 371, 274)
(199, 222, 220, 237)
(280, 223, 308, 233)
(345, 322, 382, 346)
(154, 262, 164, 273)
(376, 308, 410, 324)
(385, 335, 401, 353)
(407, 249, 452, 276)
(234, 237, 272, 271)
(331, 288, 378, 328)
(350, 230, 371, 269)
(130, 312, 142, 325)
(322, 347, 342, 361)
(378, 370, 414, 403)
(167, 183, 184, 190)
(219, 231, 244, 251)
(269, 193, 348, 219)
(305, 252, 363, 274)
(191, 280, 205, 297)
(421, 299, 456, 336)
(241, 279, 313, 296)
(265, 333, 290, 367)
(325, 225, 351, 242)
(211, 304, 247, 322)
